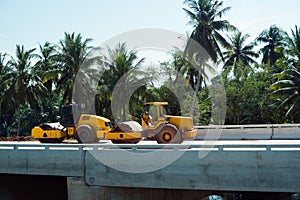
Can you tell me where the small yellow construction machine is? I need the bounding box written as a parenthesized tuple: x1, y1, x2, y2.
(31, 102, 197, 144)
(141, 102, 197, 143)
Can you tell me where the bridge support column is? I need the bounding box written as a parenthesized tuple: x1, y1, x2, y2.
(67, 177, 99, 200)
(67, 177, 212, 200)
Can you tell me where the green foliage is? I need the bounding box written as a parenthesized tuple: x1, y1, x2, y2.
(225, 70, 275, 124)
(1, 1, 300, 137)
(223, 30, 258, 79)
(197, 87, 211, 125)
(256, 25, 287, 67)
(270, 65, 300, 122)
(97, 42, 147, 122)
(0, 33, 93, 136)
(183, 0, 235, 62)
(57, 32, 93, 104)
(4, 45, 47, 135)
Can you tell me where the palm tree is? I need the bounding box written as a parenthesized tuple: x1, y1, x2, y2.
(183, 0, 235, 62)
(256, 25, 287, 67)
(100, 42, 145, 122)
(0, 53, 14, 136)
(286, 25, 300, 68)
(4, 45, 46, 135)
(162, 50, 213, 90)
(57, 32, 92, 105)
(0, 53, 11, 93)
(34, 42, 60, 121)
(183, 0, 235, 115)
(162, 50, 196, 89)
(268, 27, 300, 122)
(35, 42, 58, 91)
(270, 65, 300, 122)
(223, 30, 258, 79)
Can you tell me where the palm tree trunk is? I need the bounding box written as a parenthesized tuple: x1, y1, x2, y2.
(191, 72, 202, 116)
(68, 88, 73, 104)
(17, 103, 20, 136)
(122, 103, 126, 122)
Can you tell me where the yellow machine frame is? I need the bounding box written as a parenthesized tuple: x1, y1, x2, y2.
(32, 102, 197, 143)
(142, 102, 197, 140)
(31, 114, 141, 142)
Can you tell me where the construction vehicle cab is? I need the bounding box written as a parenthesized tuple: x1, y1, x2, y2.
(141, 102, 197, 143)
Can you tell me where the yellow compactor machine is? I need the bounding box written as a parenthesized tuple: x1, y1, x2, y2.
(31, 102, 197, 144)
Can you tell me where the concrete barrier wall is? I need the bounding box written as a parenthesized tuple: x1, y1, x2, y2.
(195, 125, 300, 140)
(0, 141, 299, 196)
(84, 148, 300, 193)
(0, 145, 84, 177)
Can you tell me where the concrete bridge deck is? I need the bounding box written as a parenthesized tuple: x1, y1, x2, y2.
(0, 140, 299, 194)
(1, 124, 300, 199)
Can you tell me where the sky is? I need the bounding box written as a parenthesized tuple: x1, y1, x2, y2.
(0, 0, 300, 59)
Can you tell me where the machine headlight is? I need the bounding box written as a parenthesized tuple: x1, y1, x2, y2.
(105, 122, 112, 128)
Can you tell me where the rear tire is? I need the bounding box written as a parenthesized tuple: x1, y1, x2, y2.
(156, 124, 182, 144)
(39, 138, 64, 143)
(75, 125, 98, 143)
(111, 139, 141, 144)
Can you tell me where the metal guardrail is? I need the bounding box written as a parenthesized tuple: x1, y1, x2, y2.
(0, 141, 300, 151)
(194, 123, 300, 129)
(0, 141, 300, 192)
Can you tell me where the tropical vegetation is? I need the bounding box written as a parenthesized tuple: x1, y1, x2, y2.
(0, 0, 299, 136)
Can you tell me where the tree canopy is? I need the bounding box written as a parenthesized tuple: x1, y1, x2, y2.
(0, 0, 300, 136)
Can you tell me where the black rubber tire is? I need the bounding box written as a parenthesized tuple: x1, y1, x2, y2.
(75, 125, 98, 143)
(155, 124, 182, 144)
(111, 139, 141, 144)
(39, 138, 64, 143)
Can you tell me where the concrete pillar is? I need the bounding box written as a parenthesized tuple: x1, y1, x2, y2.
(67, 177, 212, 200)
(67, 177, 99, 200)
